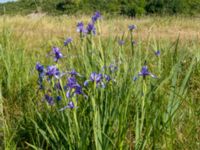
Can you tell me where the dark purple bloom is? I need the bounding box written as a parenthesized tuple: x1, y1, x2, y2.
(64, 37, 72, 46)
(118, 40, 125, 46)
(56, 96, 62, 101)
(104, 74, 111, 81)
(46, 65, 60, 78)
(52, 47, 63, 62)
(36, 62, 45, 89)
(155, 50, 160, 56)
(86, 23, 96, 35)
(129, 24, 137, 31)
(138, 66, 156, 78)
(92, 11, 101, 23)
(45, 94, 54, 105)
(59, 101, 75, 111)
(36, 62, 44, 73)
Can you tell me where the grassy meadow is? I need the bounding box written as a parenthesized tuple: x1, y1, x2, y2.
(0, 14, 200, 149)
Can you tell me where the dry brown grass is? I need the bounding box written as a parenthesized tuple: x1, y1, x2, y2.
(0, 15, 199, 49)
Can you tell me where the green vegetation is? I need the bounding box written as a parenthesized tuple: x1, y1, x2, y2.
(0, 15, 200, 149)
(0, 0, 200, 16)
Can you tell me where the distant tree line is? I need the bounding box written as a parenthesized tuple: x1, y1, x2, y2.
(0, 0, 200, 16)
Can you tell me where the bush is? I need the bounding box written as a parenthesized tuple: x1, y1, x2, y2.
(0, 0, 199, 16)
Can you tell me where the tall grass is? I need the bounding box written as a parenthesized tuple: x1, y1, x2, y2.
(0, 15, 200, 150)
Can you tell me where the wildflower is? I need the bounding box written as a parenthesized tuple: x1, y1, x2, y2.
(84, 80, 89, 87)
(155, 50, 160, 56)
(36, 62, 45, 89)
(46, 65, 60, 78)
(52, 47, 63, 62)
(86, 23, 96, 35)
(36, 62, 44, 73)
(104, 74, 111, 81)
(90, 72, 103, 83)
(69, 69, 78, 77)
(77, 22, 87, 33)
(56, 96, 62, 101)
(138, 66, 157, 78)
(129, 24, 137, 31)
(64, 37, 72, 46)
(92, 11, 101, 23)
(44, 94, 54, 105)
(84, 72, 105, 88)
(59, 101, 75, 111)
(66, 77, 83, 98)
(118, 40, 125, 46)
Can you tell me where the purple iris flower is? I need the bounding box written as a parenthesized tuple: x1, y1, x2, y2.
(52, 47, 63, 62)
(46, 65, 60, 78)
(59, 101, 75, 111)
(86, 23, 96, 35)
(104, 74, 111, 81)
(36, 62, 45, 89)
(45, 94, 54, 105)
(66, 77, 83, 98)
(56, 96, 62, 101)
(90, 72, 103, 83)
(69, 69, 78, 76)
(118, 40, 125, 46)
(128, 24, 137, 31)
(36, 62, 44, 73)
(92, 11, 101, 23)
(84, 72, 106, 88)
(77, 22, 86, 33)
(64, 37, 72, 46)
(155, 50, 160, 56)
(84, 80, 89, 87)
(138, 66, 157, 78)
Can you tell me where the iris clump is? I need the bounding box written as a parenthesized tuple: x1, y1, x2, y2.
(35, 11, 158, 111)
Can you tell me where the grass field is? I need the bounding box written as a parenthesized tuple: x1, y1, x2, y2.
(0, 14, 200, 149)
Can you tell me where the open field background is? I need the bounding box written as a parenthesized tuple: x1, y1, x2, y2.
(0, 15, 200, 149)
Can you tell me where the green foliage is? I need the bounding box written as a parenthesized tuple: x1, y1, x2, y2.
(0, 0, 200, 16)
(1, 16, 200, 149)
